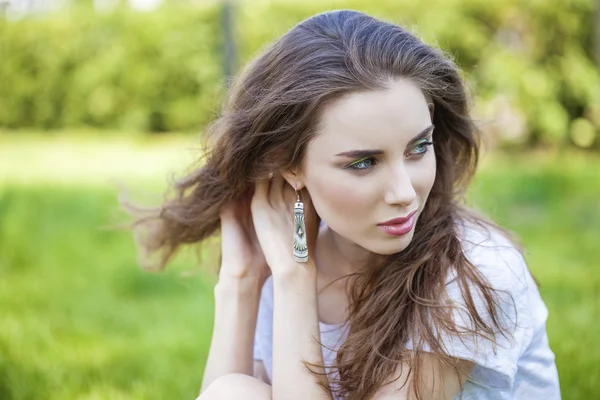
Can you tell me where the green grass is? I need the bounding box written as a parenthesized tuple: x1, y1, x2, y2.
(0, 135, 599, 399)
(0, 186, 218, 400)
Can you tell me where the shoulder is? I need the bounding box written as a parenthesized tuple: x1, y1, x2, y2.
(454, 218, 532, 293)
(438, 219, 551, 390)
(449, 217, 549, 335)
(456, 218, 549, 328)
(444, 218, 540, 336)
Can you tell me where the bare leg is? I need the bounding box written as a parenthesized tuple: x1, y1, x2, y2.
(198, 373, 272, 400)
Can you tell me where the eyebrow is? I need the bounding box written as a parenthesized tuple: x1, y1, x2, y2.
(335, 124, 435, 159)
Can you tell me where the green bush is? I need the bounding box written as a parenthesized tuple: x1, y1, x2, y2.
(0, 4, 224, 132)
(1, 0, 599, 145)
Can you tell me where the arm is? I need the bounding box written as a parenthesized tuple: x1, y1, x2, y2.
(199, 274, 263, 394)
(271, 262, 333, 400)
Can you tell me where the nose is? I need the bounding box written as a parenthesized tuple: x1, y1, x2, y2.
(384, 161, 418, 207)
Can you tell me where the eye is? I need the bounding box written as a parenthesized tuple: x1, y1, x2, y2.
(345, 157, 378, 171)
(407, 140, 434, 157)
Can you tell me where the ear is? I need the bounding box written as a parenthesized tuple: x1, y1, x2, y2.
(281, 168, 304, 191)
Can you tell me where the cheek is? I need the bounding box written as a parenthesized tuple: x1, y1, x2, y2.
(411, 154, 437, 197)
(309, 175, 374, 222)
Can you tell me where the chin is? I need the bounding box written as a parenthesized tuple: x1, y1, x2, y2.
(367, 232, 415, 256)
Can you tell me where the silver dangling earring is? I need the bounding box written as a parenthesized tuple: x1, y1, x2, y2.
(293, 186, 309, 263)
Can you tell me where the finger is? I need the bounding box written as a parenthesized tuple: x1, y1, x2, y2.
(270, 173, 286, 206)
(240, 188, 254, 227)
(252, 178, 271, 209)
(219, 200, 233, 219)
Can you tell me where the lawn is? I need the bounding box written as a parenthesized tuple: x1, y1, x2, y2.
(0, 134, 598, 399)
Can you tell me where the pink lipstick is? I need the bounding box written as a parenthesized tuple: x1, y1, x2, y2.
(378, 210, 418, 237)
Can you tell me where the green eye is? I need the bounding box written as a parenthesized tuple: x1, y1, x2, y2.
(409, 140, 434, 156)
(346, 157, 378, 171)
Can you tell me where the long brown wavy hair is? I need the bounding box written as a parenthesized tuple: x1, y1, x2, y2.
(128, 10, 526, 400)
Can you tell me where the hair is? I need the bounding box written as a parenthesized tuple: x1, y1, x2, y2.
(126, 9, 529, 400)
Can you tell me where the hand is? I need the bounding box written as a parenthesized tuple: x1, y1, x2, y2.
(218, 187, 271, 285)
(250, 173, 320, 276)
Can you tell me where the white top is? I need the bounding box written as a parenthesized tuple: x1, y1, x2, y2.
(252, 220, 561, 399)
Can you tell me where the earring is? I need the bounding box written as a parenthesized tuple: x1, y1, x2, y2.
(293, 186, 309, 263)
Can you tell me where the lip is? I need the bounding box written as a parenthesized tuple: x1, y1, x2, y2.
(378, 211, 417, 236)
(377, 210, 418, 226)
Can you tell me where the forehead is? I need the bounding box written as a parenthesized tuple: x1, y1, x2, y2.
(312, 79, 431, 151)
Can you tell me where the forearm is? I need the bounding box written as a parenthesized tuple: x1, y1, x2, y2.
(272, 262, 334, 400)
(200, 274, 263, 394)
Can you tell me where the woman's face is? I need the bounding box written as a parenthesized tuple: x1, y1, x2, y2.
(295, 78, 436, 256)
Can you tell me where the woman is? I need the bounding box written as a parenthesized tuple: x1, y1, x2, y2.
(132, 9, 560, 400)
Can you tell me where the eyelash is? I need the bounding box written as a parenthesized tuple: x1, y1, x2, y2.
(345, 141, 434, 171)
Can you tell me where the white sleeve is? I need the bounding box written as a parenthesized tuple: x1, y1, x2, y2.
(253, 276, 274, 366)
(408, 226, 536, 390)
(253, 320, 263, 361)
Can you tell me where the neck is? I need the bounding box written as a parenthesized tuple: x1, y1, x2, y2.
(315, 223, 371, 282)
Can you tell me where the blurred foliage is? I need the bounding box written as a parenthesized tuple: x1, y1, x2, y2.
(0, 3, 224, 133)
(1, 0, 599, 146)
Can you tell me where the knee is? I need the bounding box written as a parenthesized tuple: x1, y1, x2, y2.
(199, 373, 271, 400)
